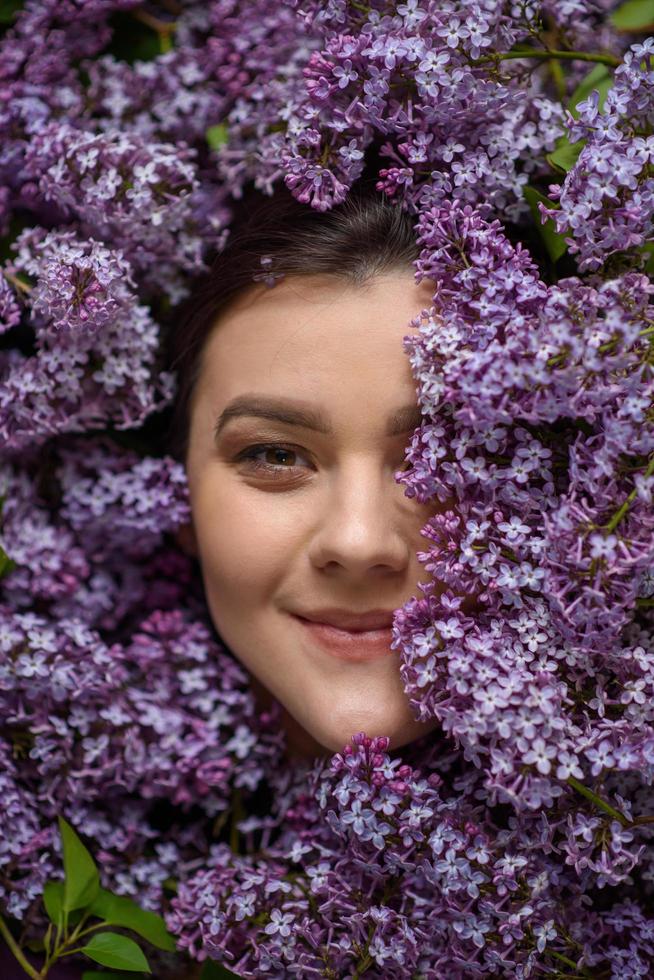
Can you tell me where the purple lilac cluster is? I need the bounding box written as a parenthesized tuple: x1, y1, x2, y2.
(0, 602, 285, 921)
(0, 432, 286, 936)
(2, 435, 200, 632)
(20, 122, 221, 302)
(1, 226, 175, 451)
(1, 0, 653, 977)
(221, 0, 574, 218)
(392, 205, 654, 810)
(169, 734, 654, 976)
(540, 38, 654, 271)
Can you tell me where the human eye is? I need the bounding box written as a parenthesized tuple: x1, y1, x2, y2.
(233, 442, 313, 479)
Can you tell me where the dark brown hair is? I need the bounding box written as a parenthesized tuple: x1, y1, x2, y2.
(163, 181, 421, 461)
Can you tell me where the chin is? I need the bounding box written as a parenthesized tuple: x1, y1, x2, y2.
(308, 705, 432, 756)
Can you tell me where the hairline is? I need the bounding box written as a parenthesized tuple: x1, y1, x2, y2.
(183, 264, 421, 465)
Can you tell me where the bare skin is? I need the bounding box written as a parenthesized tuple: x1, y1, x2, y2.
(178, 272, 446, 760)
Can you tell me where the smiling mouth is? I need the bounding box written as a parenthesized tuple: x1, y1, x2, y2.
(292, 614, 395, 663)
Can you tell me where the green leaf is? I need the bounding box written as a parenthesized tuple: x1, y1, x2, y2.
(641, 242, 654, 276)
(87, 888, 177, 952)
(568, 64, 614, 118)
(206, 123, 229, 151)
(58, 816, 100, 912)
(200, 961, 242, 979)
(105, 12, 162, 64)
(547, 65, 613, 177)
(611, 0, 654, 30)
(82, 973, 148, 980)
(0, 494, 17, 579)
(0, 0, 23, 24)
(547, 135, 585, 174)
(79, 932, 151, 973)
(0, 544, 17, 579)
(523, 186, 568, 263)
(43, 880, 64, 926)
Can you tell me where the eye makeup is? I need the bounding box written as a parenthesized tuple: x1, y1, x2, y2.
(233, 442, 313, 479)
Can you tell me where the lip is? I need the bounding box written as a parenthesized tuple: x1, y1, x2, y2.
(294, 608, 395, 631)
(292, 614, 395, 663)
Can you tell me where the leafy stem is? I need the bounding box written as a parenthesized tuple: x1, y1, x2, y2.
(57, 914, 107, 950)
(0, 818, 177, 978)
(603, 452, 654, 533)
(566, 776, 629, 827)
(2, 270, 32, 294)
(547, 947, 585, 972)
(0, 912, 42, 980)
(630, 814, 654, 827)
(130, 8, 175, 54)
(473, 48, 621, 68)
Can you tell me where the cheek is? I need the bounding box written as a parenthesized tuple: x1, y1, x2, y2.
(189, 470, 300, 607)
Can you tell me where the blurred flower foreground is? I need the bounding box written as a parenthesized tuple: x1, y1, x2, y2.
(1, 1, 654, 977)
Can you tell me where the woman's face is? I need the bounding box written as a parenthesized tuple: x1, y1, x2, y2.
(182, 272, 443, 758)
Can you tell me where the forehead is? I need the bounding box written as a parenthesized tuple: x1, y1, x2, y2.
(195, 273, 435, 391)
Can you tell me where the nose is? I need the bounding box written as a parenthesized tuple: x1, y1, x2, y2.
(308, 460, 423, 577)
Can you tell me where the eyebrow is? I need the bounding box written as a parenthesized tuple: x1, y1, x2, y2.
(213, 395, 424, 440)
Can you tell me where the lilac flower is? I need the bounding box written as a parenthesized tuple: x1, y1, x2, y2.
(0, 275, 21, 334)
(264, 908, 294, 937)
(0, 601, 285, 922)
(539, 39, 654, 271)
(1, 2, 654, 977)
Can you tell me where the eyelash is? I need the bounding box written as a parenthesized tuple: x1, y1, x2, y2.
(234, 442, 411, 479)
(235, 443, 312, 477)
